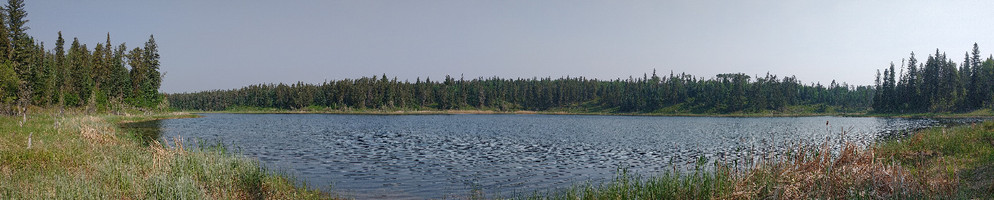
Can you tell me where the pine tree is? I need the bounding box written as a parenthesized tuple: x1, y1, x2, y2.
(960, 52, 972, 110)
(127, 47, 144, 101)
(0, 4, 8, 60)
(142, 35, 161, 106)
(111, 43, 129, 101)
(905, 52, 920, 112)
(872, 69, 882, 112)
(969, 43, 984, 108)
(6, 0, 30, 112)
(6, 0, 27, 62)
(54, 32, 66, 106)
(885, 63, 897, 112)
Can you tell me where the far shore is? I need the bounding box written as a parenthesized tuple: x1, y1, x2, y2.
(182, 108, 994, 118)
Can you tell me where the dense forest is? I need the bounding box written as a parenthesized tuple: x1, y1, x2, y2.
(0, 0, 164, 115)
(873, 44, 994, 113)
(170, 44, 994, 114)
(168, 71, 873, 114)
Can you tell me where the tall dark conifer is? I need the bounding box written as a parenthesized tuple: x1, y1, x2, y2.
(142, 35, 161, 104)
(6, 0, 29, 112)
(969, 43, 984, 108)
(0, 5, 8, 60)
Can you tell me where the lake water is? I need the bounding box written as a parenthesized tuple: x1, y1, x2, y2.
(134, 114, 977, 199)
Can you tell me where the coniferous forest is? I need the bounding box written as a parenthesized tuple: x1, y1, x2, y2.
(873, 44, 994, 113)
(0, 0, 984, 115)
(168, 72, 874, 113)
(169, 44, 994, 114)
(0, 0, 164, 115)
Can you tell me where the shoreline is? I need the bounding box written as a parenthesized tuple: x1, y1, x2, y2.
(0, 110, 333, 199)
(184, 108, 994, 118)
(6, 109, 992, 198)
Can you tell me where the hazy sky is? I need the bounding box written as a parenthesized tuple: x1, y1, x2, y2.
(24, 1, 994, 93)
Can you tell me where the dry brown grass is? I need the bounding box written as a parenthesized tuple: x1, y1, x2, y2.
(76, 116, 121, 145)
(535, 139, 948, 199)
(724, 142, 946, 199)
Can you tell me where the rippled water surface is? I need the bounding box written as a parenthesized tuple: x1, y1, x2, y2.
(147, 114, 977, 199)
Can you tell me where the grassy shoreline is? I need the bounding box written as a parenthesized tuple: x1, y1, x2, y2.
(0, 109, 331, 199)
(522, 120, 994, 199)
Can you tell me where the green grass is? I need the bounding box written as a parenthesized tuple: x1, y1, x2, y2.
(0, 109, 334, 199)
(520, 160, 737, 200)
(876, 121, 994, 197)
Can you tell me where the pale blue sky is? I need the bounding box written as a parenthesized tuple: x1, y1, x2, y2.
(24, 1, 994, 93)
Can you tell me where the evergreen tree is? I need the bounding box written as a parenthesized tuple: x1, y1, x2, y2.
(142, 35, 161, 106)
(969, 43, 985, 108)
(110, 43, 130, 101)
(127, 47, 144, 101)
(6, 0, 29, 112)
(6, 0, 27, 62)
(54, 32, 66, 106)
(0, 4, 8, 60)
(0, 1, 164, 114)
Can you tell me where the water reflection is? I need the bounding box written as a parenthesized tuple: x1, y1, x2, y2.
(120, 120, 163, 146)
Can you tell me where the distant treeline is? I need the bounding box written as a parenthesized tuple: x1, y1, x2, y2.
(168, 72, 873, 113)
(873, 44, 994, 113)
(171, 44, 994, 114)
(0, 0, 164, 115)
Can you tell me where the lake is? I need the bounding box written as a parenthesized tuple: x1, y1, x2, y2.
(133, 114, 973, 199)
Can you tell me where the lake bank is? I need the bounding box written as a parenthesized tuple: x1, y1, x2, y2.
(0, 110, 332, 199)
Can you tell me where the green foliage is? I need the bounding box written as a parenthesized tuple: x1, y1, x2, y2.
(876, 121, 994, 198)
(877, 45, 994, 113)
(0, 112, 332, 199)
(0, 61, 18, 105)
(169, 72, 874, 114)
(0, 1, 163, 114)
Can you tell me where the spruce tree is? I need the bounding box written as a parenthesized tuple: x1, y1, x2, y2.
(969, 43, 984, 108)
(142, 35, 161, 106)
(54, 32, 65, 106)
(961, 52, 972, 110)
(6, 0, 29, 112)
(0, 5, 8, 60)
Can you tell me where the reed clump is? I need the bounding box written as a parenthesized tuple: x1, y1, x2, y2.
(727, 142, 942, 199)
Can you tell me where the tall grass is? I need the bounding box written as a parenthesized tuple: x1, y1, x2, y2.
(877, 121, 994, 197)
(524, 122, 994, 199)
(0, 110, 332, 199)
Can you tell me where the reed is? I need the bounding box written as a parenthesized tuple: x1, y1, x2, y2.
(0, 110, 334, 199)
(524, 121, 994, 199)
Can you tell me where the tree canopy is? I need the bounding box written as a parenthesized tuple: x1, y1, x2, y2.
(169, 71, 873, 114)
(874, 44, 994, 113)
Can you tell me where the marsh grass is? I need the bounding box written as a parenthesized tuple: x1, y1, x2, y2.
(877, 121, 994, 197)
(523, 122, 994, 199)
(0, 109, 333, 199)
